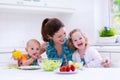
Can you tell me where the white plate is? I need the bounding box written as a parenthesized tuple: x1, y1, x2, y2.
(54, 68, 78, 74)
(19, 66, 41, 70)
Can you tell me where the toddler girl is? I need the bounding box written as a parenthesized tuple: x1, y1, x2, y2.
(67, 29, 108, 68)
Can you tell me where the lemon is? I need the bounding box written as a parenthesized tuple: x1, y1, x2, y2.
(12, 49, 22, 60)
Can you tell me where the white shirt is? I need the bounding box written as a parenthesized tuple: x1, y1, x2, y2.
(72, 47, 103, 68)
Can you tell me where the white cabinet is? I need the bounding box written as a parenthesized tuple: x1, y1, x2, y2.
(91, 45, 120, 68)
(100, 52, 110, 59)
(111, 53, 120, 67)
(0, 0, 18, 5)
(0, 53, 17, 67)
(0, 0, 45, 7)
(0, 0, 75, 14)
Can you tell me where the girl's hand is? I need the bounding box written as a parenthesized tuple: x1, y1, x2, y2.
(102, 57, 110, 67)
(84, 64, 88, 68)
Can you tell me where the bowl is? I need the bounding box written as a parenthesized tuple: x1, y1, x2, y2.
(39, 58, 62, 71)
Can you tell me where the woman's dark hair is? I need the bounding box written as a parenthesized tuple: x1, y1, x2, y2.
(41, 18, 64, 42)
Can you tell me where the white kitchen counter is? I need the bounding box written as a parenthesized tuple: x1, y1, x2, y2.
(0, 52, 120, 80)
(91, 43, 120, 53)
(0, 67, 119, 80)
(90, 43, 120, 67)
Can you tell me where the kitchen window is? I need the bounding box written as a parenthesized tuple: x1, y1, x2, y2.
(110, 0, 120, 35)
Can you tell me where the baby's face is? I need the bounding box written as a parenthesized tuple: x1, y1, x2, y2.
(26, 42, 41, 57)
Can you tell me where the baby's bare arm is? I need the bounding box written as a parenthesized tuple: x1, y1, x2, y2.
(22, 58, 34, 66)
(22, 54, 39, 66)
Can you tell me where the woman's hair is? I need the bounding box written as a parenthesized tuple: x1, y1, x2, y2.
(67, 29, 88, 50)
(41, 18, 64, 42)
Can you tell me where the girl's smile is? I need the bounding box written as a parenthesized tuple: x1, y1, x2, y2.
(71, 31, 86, 50)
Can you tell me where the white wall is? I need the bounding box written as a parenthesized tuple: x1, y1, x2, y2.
(0, 0, 109, 49)
(94, 0, 110, 39)
(0, 12, 62, 48)
(58, 0, 109, 44)
(61, 0, 95, 44)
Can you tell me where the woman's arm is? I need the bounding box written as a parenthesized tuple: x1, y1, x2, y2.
(40, 42, 47, 54)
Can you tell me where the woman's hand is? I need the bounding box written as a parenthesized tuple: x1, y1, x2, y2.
(40, 42, 47, 54)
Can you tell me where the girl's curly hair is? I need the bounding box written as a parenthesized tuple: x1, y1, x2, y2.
(67, 29, 88, 50)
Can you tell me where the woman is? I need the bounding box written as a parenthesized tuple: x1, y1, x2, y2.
(41, 18, 73, 66)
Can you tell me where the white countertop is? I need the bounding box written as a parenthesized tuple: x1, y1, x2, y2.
(91, 43, 120, 53)
(0, 67, 120, 80)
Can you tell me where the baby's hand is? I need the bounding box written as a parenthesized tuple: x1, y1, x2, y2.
(31, 53, 38, 60)
(31, 53, 41, 59)
(35, 53, 41, 59)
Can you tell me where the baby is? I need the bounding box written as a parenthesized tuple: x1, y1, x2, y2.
(17, 39, 41, 66)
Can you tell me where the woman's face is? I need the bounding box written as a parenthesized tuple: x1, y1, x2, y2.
(71, 31, 86, 50)
(50, 27, 66, 45)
